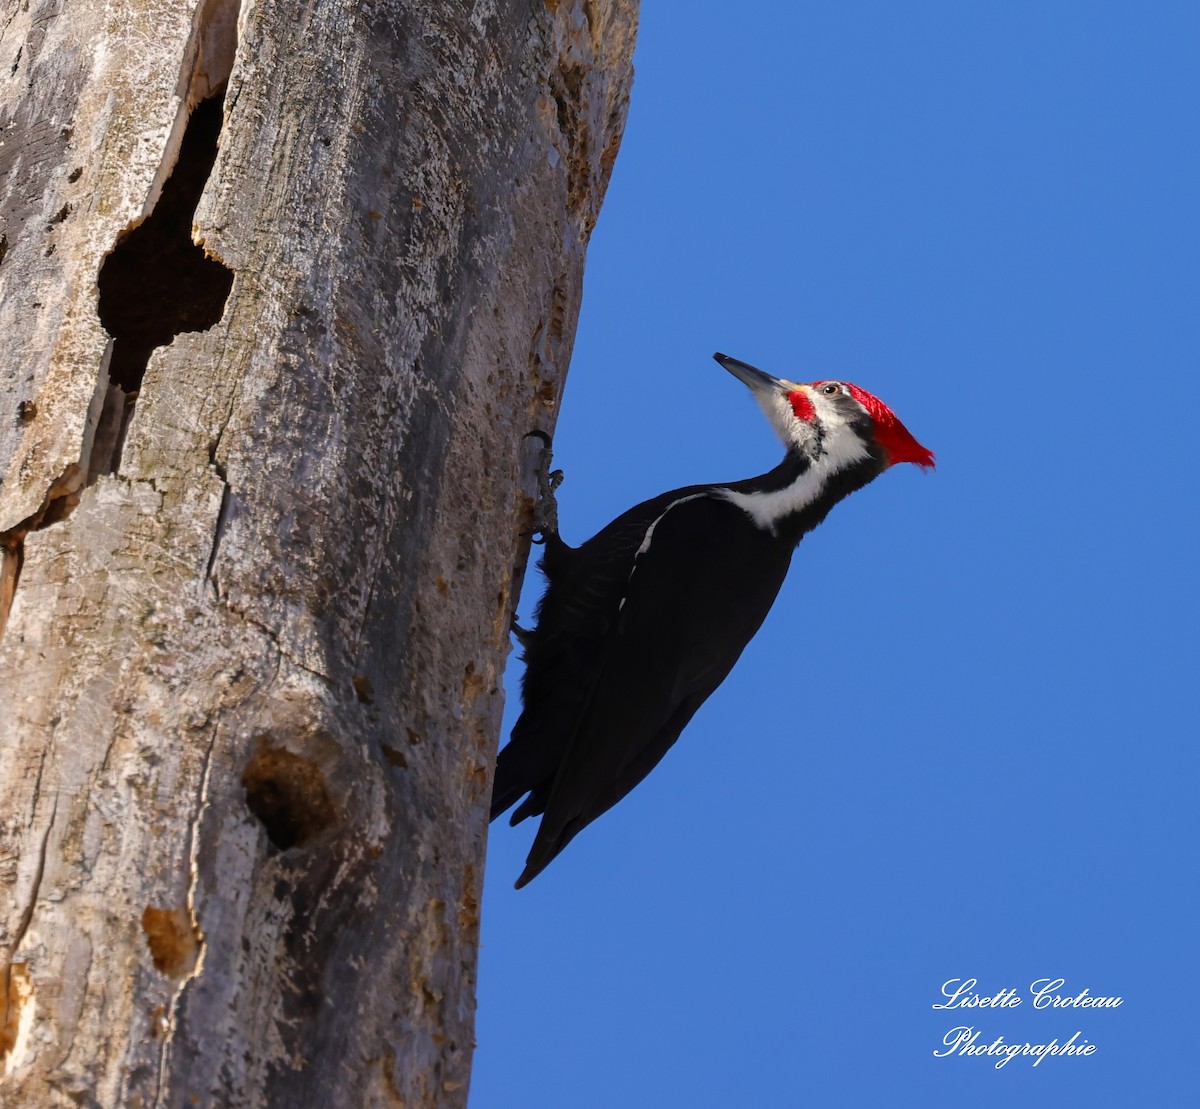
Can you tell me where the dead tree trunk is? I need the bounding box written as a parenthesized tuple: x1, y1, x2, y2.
(0, 1, 636, 1104)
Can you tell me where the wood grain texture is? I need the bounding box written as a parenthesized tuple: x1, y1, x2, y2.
(0, 0, 637, 1104)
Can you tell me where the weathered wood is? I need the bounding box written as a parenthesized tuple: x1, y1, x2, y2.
(0, 0, 637, 1104)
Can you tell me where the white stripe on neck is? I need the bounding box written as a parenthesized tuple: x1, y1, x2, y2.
(718, 424, 871, 534)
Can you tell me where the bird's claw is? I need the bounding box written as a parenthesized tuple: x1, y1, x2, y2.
(524, 430, 562, 541)
(511, 616, 534, 648)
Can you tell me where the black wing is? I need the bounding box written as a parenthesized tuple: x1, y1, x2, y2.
(491, 489, 685, 824)
(509, 494, 793, 887)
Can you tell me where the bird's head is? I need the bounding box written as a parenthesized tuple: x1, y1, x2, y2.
(714, 352, 934, 471)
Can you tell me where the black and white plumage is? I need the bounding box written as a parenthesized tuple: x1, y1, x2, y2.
(492, 353, 933, 887)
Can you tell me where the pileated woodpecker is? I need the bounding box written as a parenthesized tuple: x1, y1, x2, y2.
(493, 353, 933, 888)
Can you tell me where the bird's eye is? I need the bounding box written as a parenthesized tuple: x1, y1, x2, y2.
(821, 382, 842, 396)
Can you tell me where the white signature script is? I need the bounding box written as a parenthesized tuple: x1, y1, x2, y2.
(935, 1026, 1096, 1069)
(933, 977, 1124, 1010)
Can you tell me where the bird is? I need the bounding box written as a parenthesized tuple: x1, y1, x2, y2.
(492, 352, 933, 888)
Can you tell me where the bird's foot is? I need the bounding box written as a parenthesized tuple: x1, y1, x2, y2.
(510, 616, 535, 649)
(524, 429, 563, 542)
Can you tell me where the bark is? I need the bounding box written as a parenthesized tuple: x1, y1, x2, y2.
(0, 1, 637, 1105)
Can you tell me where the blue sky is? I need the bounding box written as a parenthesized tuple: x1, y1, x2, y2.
(473, 3, 1199, 1105)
